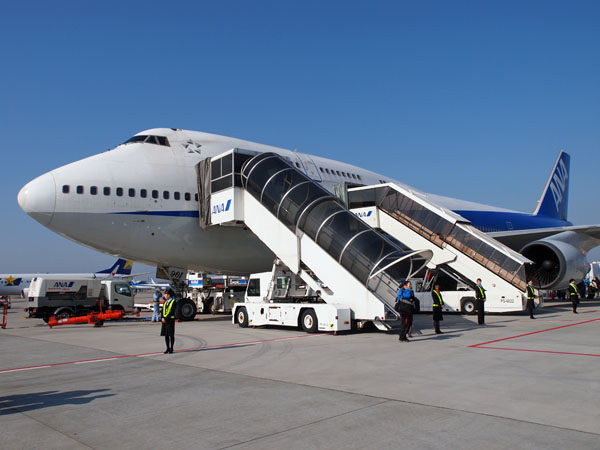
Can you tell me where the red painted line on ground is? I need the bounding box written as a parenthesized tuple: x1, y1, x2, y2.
(0, 333, 324, 374)
(469, 318, 600, 348)
(471, 346, 600, 357)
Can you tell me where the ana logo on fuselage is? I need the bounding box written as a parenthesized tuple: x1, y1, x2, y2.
(549, 159, 568, 212)
(212, 199, 232, 215)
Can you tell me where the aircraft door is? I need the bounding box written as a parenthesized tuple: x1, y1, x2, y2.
(297, 153, 322, 181)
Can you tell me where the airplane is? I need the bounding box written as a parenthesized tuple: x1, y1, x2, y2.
(16, 128, 600, 290)
(0, 258, 133, 297)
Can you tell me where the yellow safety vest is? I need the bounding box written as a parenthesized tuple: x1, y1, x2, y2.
(163, 298, 175, 319)
(569, 283, 578, 297)
(476, 285, 486, 301)
(527, 285, 535, 300)
(433, 290, 444, 307)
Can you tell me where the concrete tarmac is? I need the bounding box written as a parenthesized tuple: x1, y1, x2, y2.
(1, 299, 599, 449)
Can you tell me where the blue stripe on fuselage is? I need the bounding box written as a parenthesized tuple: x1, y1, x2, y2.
(454, 210, 571, 233)
(112, 210, 200, 217)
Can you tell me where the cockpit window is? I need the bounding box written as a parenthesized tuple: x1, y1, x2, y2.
(123, 135, 170, 147)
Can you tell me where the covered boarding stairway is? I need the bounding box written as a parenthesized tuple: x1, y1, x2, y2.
(347, 184, 532, 312)
(200, 149, 433, 324)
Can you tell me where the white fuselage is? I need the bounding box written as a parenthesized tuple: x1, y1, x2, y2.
(17, 128, 514, 275)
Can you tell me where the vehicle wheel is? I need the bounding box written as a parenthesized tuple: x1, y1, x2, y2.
(300, 309, 318, 333)
(236, 307, 248, 328)
(54, 307, 74, 319)
(176, 298, 197, 321)
(42, 315, 50, 323)
(461, 298, 476, 315)
(210, 302, 217, 314)
(94, 320, 105, 327)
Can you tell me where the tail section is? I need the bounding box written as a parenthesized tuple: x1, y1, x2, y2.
(96, 258, 133, 276)
(533, 151, 570, 221)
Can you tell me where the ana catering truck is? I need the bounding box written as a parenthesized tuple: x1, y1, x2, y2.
(27, 277, 134, 322)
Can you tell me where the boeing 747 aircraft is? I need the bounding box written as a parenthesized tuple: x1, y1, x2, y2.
(0, 258, 133, 297)
(17, 128, 600, 289)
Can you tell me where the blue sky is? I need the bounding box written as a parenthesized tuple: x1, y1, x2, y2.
(1, 1, 599, 272)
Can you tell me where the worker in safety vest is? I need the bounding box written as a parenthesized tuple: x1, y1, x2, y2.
(161, 289, 177, 353)
(474, 278, 486, 325)
(431, 283, 444, 334)
(568, 279, 579, 314)
(526, 280, 536, 319)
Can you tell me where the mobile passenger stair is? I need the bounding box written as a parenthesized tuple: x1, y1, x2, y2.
(199, 149, 530, 332)
(347, 185, 532, 313)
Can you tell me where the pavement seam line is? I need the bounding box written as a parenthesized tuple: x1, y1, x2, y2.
(217, 399, 392, 449)
(14, 410, 95, 449)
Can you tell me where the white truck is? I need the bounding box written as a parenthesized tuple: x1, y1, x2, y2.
(27, 277, 134, 322)
(232, 263, 352, 333)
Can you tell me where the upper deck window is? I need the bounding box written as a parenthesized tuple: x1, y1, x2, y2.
(123, 135, 170, 147)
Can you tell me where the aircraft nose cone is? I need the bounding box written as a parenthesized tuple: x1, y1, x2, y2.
(18, 172, 56, 226)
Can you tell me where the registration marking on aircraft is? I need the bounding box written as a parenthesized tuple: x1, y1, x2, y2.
(469, 317, 600, 357)
(0, 333, 327, 374)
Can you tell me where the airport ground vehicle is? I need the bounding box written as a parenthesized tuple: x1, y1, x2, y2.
(188, 275, 246, 314)
(233, 261, 352, 332)
(27, 278, 134, 322)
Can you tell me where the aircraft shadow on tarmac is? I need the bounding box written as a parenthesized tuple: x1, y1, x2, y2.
(0, 389, 114, 415)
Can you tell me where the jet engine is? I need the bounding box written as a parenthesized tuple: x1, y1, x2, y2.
(521, 238, 588, 289)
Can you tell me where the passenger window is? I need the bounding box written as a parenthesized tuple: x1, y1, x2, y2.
(184, 192, 191, 201)
(76, 185, 84, 194)
(247, 278, 260, 297)
(325, 169, 330, 174)
(90, 186, 98, 195)
(163, 191, 169, 200)
(194, 193, 198, 202)
(357, 174, 362, 180)
(103, 187, 111, 196)
(295, 162, 301, 169)
(336, 171, 341, 176)
(152, 190, 158, 199)
(140, 189, 147, 198)
(128, 188, 135, 197)
(116, 187, 123, 197)
(174, 192, 180, 200)
(62, 185, 69, 194)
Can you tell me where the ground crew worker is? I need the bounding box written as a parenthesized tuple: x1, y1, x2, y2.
(474, 278, 486, 325)
(396, 281, 411, 342)
(431, 283, 444, 334)
(161, 289, 177, 353)
(526, 280, 536, 319)
(151, 289, 161, 322)
(568, 279, 579, 314)
(404, 281, 416, 338)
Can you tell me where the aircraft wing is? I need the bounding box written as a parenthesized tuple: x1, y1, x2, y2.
(489, 225, 600, 253)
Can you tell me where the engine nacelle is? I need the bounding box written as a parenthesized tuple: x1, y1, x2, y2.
(521, 238, 588, 289)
